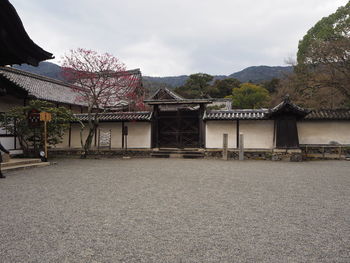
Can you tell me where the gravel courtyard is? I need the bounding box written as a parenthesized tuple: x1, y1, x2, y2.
(1, 158, 350, 263)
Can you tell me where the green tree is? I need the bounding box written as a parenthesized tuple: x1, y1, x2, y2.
(208, 78, 241, 98)
(227, 83, 270, 109)
(0, 100, 74, 155)
(296, 1, 350, 100)
(174, 73, 213, 98)
(262, 78, 280, 94)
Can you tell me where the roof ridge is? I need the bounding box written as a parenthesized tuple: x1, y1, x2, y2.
(0, 66, 74, 88)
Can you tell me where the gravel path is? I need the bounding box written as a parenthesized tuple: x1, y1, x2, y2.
(1, 158, 350, 262)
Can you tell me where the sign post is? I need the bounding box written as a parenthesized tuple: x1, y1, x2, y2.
(40, 112, 52, 161)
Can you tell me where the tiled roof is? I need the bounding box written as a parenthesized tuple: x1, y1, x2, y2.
(270, 95, 309, 117)
(305, 109, 350, 120)
(74, 112, 153, 122)
(0, 67, 86, 106)
(148, 87, 184, 100)
(204, 109, 269, 120)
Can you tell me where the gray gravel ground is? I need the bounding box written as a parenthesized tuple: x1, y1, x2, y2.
(1, 158, 350, 263)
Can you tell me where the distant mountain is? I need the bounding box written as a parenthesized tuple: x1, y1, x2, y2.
(229, 66, 293, 83)
(13, 61, 64, 81)
(10, 62, 293, 88)
(143, 75, 188, 88)
(145, 66, 292, 88)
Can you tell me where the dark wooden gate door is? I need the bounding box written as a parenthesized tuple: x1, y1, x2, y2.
(158, 109, 199, 148)
(275, 116, 299, 148)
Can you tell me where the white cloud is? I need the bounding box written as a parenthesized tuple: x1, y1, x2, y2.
(10, 0, 349, 76)
(120, 37, 194, 76)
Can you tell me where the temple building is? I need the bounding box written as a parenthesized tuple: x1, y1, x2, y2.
(53, 88, 350, 158)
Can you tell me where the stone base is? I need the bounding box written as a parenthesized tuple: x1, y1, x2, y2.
(46, 148, 153, 159)
(205, 149, 303, 162)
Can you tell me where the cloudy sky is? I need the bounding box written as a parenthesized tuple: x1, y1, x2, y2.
(11, 0, 348, 76)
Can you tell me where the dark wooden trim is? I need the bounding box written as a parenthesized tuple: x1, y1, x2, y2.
(0, 134, 15, 137)
(68, 124, 72, 148)
(151, 105, 159, 148)
(199, 104, 205, 148)
(236, 119, 240, 148)
(122, 121, 125, 149)
(273, 119, 276, 148)
(94, 126, 97, 147)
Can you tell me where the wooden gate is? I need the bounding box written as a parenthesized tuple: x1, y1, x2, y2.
(158, 109, 199, 148)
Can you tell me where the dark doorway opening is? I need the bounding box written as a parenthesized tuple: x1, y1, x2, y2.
(275, 116, 299, 148)
(158, 109, 199, 148)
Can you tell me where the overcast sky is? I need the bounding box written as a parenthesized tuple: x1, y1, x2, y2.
(11, 0, 348, 76)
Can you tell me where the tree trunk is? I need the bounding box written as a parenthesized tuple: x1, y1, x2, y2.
(81, 106, 98, 158)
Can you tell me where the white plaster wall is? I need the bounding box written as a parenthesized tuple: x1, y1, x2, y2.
(68, 123, 94, 148)
(239, 120, 274, 149)
(55, 129, 70, 148)
(298, 121, 350, 144)
(125, 122, 151, 148)
(98, 122, 122, 148)
(205, 121, 237, 148)
(0, 137, 17, 150)
(56, 122, 151, 149)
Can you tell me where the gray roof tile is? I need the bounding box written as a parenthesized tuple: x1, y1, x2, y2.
(204, 109, 269, 120)
(74, 112, 152, 122)
(0, 66, 86, 106)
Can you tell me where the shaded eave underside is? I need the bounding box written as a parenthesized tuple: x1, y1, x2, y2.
(145, 99, 213, 105)
(0, 0, 53, 66)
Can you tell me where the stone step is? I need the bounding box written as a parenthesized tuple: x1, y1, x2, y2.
(151, 151, 204, 159)
(154, 151, 203, 155)
(182, 154, 204, 159)
(1, 158, 42, 168)
(151, 153, 170, 158)
(2, 162, 51, 172)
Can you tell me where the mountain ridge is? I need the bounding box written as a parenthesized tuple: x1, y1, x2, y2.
(13, 62, 293, 88)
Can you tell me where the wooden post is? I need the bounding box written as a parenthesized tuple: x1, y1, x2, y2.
(40, 112, 52, 161)
(239, 133, 244, 161)
(223, 133, 228, 160)
(44, 120, 48, 159)
(236, 120, 239, 149)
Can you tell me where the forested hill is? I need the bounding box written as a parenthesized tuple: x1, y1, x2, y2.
(13, 62, 65, 81)
(12, 62, 292, 87)
(229, 66, 293, 83)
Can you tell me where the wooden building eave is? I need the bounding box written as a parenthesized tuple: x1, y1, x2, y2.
(0, 0, 53, 66)
(145, 99, 213, 105)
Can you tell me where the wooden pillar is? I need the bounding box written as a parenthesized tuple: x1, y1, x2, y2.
(236, 120, 239, 149)
(151, 105, 159, 148)
(122, 121, 125, 149)
(199, 104, 205, 148)
(68, 124, 72, 148)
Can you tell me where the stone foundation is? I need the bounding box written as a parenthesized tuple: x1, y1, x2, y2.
(26, 146, 350, 161)
(47, 148, 152, 159)
(205, 149, 303, 161)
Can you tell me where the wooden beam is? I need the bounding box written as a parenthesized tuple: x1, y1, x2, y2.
(199, 105, 205, 148)
(68, 124, 72, 148)
(122, 121, 125, 149)
(236, 120, 239, 149)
